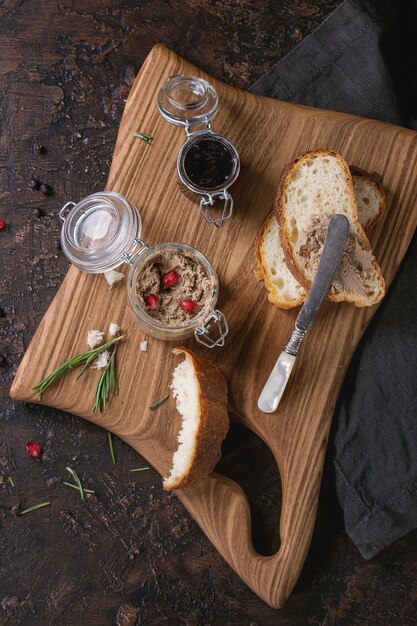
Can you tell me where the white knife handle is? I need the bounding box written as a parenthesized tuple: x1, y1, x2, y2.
(257, 351, 297, 413)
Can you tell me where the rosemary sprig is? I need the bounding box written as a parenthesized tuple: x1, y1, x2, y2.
(92, 341, 120, 413)
(133, 131, 152, 143)
(34, 335, 124, 399)
(64, 482, 95, 495)
(149, 394, 169, 411)
(20, 501, 50, 516)
(107, 432, 116, 465)
(129, 467, 150, 473)
(7, 476, 15, 488)
(66, 467, 85, 501)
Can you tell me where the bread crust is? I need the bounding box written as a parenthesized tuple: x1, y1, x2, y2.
(275, 149, 385, 307)
(255, 210, 305, 309)
(163, 347, 229, 490)
(349, 165, 386, 228)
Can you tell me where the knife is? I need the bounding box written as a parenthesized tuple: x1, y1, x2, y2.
(257, 213, 350, 413)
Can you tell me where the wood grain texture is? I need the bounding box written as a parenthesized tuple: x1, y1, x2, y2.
(10, 44, 417, 608)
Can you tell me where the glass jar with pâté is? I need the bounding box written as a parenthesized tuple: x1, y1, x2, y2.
(59, 192, 228, 348)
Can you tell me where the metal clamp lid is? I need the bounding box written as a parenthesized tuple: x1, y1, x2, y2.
(194, 310, 228, 348)
(200, 190, 233, 228)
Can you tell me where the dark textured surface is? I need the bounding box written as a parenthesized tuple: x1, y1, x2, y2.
(1, 1, 417, 625)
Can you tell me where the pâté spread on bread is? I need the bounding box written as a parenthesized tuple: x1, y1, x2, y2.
(135, 250, 211, 325)
(297, 215, 375, 296)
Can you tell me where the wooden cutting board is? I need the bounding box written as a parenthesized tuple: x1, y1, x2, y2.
(10, 44, 417, 608)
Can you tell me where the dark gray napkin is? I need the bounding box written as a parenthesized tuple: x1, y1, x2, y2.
(250, 0, 417, 559)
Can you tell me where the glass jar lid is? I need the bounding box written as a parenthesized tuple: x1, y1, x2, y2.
(60, 191, 142, 274)
(157, 75, 219, 127)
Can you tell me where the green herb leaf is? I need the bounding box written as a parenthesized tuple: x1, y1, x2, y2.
(34, 335, 124, 399)
(7, 476, 15, 488)
(66, 467, 85, 501)
(92, 341, 120, 413)
(149, 394, 169, 411)
(192, 263, 196, 272)
(64, 482, 95, 494)
(133, 131, 152, 143)
(20, 501, 50, 516)
(129, 467, 150, 472)
(107, 431, 116, 465)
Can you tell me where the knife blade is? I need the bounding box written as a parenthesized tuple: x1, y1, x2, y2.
(257, 213, 350, 413)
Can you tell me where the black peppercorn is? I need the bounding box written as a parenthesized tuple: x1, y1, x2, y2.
(33, 208, 44, 218)
(35, 144, 46, 155)
(39, 182, 52, 196)
(0, 306, 5, 317)
(29, 179, 40, 191)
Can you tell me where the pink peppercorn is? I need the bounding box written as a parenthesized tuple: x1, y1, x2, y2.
(26, 441, 42, 459)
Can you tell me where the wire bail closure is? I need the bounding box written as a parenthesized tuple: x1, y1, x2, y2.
(59, 201, 76, 221)
(194, 310, 229, 348)
(121, 238, 149, 266)
(200, 190, 233, 228)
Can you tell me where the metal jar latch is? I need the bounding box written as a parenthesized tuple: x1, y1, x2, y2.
(194, 310, 229, 348)
(199, 189, 233, 228)
(121, 238, 149, 266)
(59, 201, 76, 221)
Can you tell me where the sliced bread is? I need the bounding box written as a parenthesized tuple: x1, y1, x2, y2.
(350, 166, 386, 228)
(163, 347, 229, 491)
(255, 166, 386, 309)
(276, 149, 385, 307)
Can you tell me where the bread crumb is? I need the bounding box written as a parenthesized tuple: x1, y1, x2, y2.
(109, 322, 120, 337)
(87, 329, 104, 349)
(104, 268, 124, 288)
(140, 340, 148, 352)
(91, 350, 110, 370)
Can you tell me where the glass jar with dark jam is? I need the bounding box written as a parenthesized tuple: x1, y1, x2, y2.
(157, 75, 240, 228)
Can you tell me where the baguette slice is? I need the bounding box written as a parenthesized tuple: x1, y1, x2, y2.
(255, 168, 386, 309)
(350, 166, 386, 229)
(277, 149, 385, 307)
(163, 347, 229, 491)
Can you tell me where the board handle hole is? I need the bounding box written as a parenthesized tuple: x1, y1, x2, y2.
(215, 420, 282, 557)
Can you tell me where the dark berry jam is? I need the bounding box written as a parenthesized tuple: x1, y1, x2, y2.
(183, 137, 236, 190)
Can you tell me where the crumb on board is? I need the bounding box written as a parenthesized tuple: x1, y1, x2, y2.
(140, 340, 148, 352)
(104, 268, 124, 288)
(109, 322, 120, 337)
(87, 329, 104, 349)
(91, 350, 110, 370)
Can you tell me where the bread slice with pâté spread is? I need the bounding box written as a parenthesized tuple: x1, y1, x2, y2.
(276, 149, 385, 307)
(163, 347, 229, 491)
(255, 165, 386, 309)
